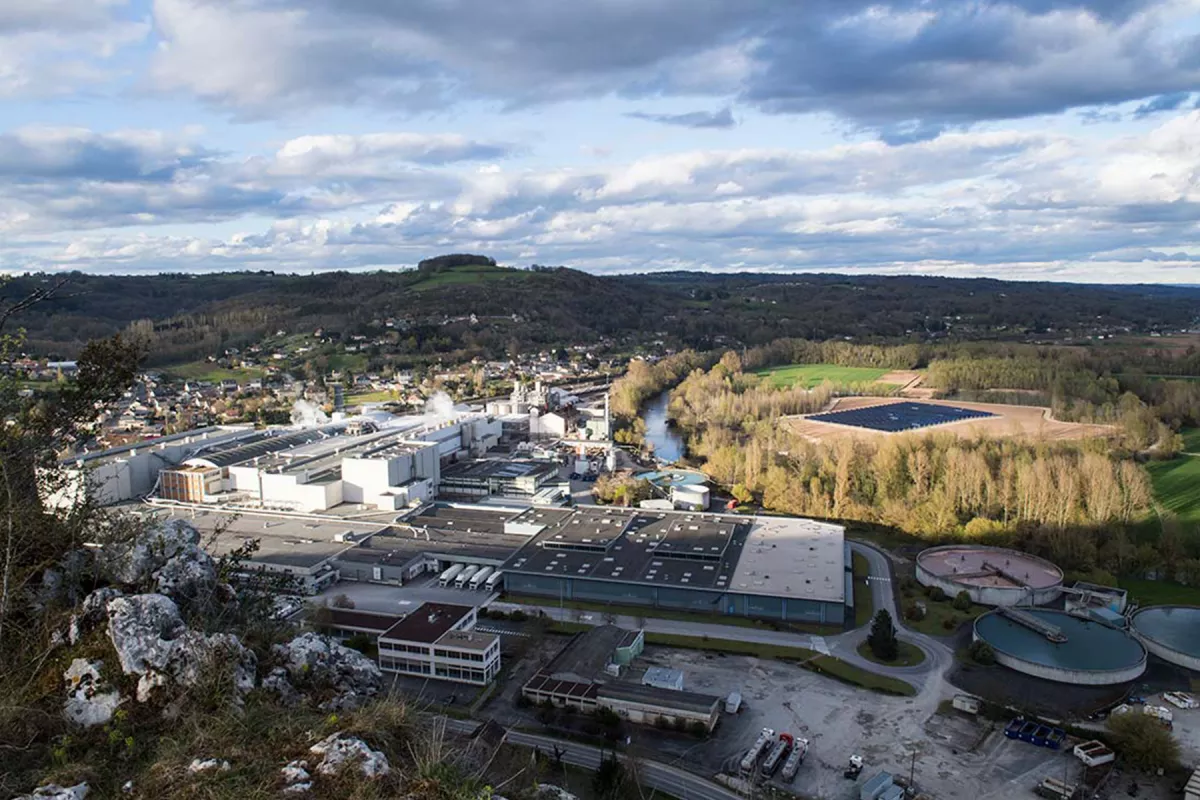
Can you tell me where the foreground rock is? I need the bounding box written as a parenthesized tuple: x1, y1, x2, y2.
(280, 760, 312, 794)
(63, 658, 120, 727)
(106, 593, 256, 703)
(274, 633, 381, 706)
(14, 783, 90, 800)
(98, 519, 231, 612)
(309, 733, 390, 778)
(68, 588, 123, 645)
(100, 519, 204, 586)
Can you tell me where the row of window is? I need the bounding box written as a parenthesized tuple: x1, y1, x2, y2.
(435, 665, 487, 683)
(433, 648, 487, 662)
(380, 641, 429, 654)
(379, 658, 431, 675)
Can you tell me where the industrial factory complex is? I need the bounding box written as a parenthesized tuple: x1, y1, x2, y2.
(54, 405, 851, 627)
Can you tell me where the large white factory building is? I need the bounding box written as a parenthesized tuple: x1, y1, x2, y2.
(49, 413, 503, 514)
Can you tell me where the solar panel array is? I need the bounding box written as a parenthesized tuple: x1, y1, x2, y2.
(809, 401, 996, 432)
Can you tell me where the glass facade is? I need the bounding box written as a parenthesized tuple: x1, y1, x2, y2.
(505, 572, 845, 624)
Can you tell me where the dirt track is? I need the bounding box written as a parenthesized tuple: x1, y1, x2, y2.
(788, 397, 1115, 443)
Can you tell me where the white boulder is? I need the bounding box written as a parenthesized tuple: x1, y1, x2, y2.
(536, 787, 579, 800)
(262, 666, 301, 706)
(280, 760, 310, 784)
(106, 593, 256, 703)
(14, 783, 89, 800)
(68, 587, 123, 645)
(309, 733, 390, 778)
(187, 758, 231, 773)
(275, 633, 381, 698)
(102, 519, 203, 586)
(63, 658, 120, 727)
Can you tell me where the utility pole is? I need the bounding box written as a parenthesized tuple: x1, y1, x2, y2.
(909, 749, 916, 795)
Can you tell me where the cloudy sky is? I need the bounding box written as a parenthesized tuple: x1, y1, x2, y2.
(2, 0, 1200, 282)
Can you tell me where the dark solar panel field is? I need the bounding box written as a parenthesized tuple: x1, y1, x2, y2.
(809, 401, 996, 432)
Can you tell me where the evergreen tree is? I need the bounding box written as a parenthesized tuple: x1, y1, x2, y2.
(868, 609, 899, 661)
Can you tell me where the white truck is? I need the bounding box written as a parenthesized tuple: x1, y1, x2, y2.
(1164, 691, 1198, 710)
(468, 566, 493, 590)
(455, 565, 479, 589)
(438, 564, 463, 587)
(739, 728, 775, 775)
(485, 571, 503, 591)
(1073, 740, 1115, 768)
(760, 734, 794, 778)
(780, 737, 809, 781)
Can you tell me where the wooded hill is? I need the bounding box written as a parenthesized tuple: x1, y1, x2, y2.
(5, 265, 1200, 366)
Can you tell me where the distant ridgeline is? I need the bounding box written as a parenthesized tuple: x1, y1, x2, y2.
(7, 256, 1200, 367)
(415, 253, 498, 272)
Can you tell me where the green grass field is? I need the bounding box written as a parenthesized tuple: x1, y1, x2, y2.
(408, 264, 530, 291)
(1118, 577, 1200, 607)
(1146, 430, 1200, 523)
(852, 552, 873, 627)
(902, 595, 985, 637)
(752, 363, 888, 389)
(544, 624, 915, 696)
(635, 632, 916, 696)
(856, 639, 926, 667)
(347, 390, 401, 404)
(163, 361, 266, 383)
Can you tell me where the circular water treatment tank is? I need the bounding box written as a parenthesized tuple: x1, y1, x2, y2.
(916, 545, 1063, 606)
(973, 608, 1146, 685)
(634, 469, 708, 489)
(1130, 606, 1200, 672)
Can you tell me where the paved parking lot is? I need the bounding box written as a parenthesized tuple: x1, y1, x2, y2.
(635, 646, 1087, 800)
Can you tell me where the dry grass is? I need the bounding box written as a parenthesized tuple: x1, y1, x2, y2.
(788, 396, 1116, 443)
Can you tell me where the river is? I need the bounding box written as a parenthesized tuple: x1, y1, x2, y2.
(641, 390, 686, 464)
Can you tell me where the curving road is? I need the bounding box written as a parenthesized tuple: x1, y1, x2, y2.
(834, 541, 953, 687)
(443, 718, 741, 800)
(494, 540, 953, 690)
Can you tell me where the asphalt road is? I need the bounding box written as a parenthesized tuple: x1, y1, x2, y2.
(492, 540, 952, 688)
(443, 718, 741, 800)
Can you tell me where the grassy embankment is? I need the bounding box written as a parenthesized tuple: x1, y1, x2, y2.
(855, 640, 926, 667)
(347, 390, 402, 404)
(751, 363, 888, 389)
(502, 594, 841, 635)
(1145, 427, 1200, 524)
(852, 552, 874, 627)
(548, 623, 915, 696)
(163, 361, 267, 383)
(408, 264, 532, 291)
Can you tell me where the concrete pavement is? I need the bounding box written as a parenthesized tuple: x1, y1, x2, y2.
(494, 540, 953, 690)
(442, 718, 741, 800)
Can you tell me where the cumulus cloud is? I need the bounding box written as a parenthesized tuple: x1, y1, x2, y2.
(627, 107, 737, 129)
(0, 128, 517, 233)
(5, 111, 1200, 283)
(137, 0, 1200, 134)
(0, 1, 147, 98)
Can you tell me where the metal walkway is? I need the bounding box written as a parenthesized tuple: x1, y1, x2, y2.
(998, 606, 1067, 643)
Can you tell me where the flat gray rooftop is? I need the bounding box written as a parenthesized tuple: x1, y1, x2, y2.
(156, 508, 381, 570)
(441, 459, 558, 481)
(730, 516, 845, 603)
(341, 524, 528, 564)
(546, 625, 641, 683)
(505, 509, 751, 591)
(406, 505, 518, 537)
(596, 682, 721, 715)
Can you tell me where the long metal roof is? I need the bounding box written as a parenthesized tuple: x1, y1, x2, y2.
(186, 426, 341, 468)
